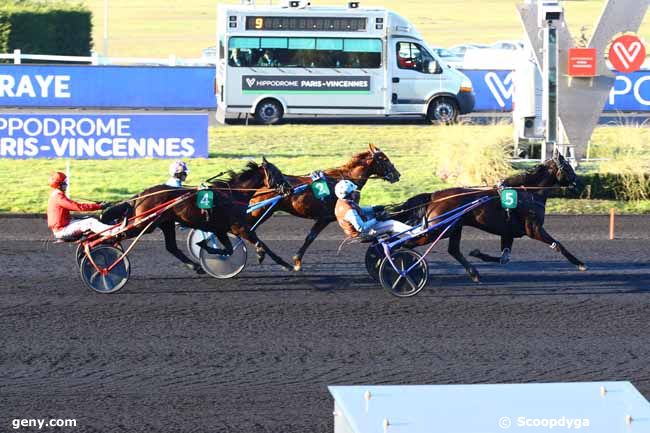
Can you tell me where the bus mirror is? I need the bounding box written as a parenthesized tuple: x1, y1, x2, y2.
(427, 60, 440, 74)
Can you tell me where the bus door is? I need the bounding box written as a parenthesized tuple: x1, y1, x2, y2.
(390, 41, 447, 113)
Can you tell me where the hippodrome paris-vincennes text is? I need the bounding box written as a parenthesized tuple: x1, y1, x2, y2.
(0, 116, 197, 158)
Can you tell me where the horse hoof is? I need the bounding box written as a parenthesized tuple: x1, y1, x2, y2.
(469, 249, 480, 258)
(195, 266, 206, 275)
(256, 250, 266, 264)
(293, 256, 302, 272)
(578, 264, 588, 272)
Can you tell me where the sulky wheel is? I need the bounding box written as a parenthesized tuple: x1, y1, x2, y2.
(378, 249, 428, 298)
(79, 245, 130, 294)
(364, 244, 383, 282)
(76, 242, 123, 267)
(199, 233, 248, 279)
(186, 228, 208, 262)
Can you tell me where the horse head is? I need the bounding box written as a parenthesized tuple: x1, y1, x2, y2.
(367, 143, 401, 183)
(261, 156, 291, 194)
(550, 149, 583, 190)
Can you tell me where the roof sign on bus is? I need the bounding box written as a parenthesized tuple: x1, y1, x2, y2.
(245, 16, 367, 31)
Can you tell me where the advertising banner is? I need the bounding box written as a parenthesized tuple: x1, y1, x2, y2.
(0, 113, 209, 159)
(0, 65, 216, 109)
(461, 69, 514, 111)
(463, 69, 650, 113)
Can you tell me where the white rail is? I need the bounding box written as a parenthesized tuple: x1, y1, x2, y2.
(0, 49, 216, 66)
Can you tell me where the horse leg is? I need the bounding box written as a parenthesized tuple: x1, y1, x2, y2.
(529, 225, 588, 271)
(293, 219, 331, 272)
(246, 231, 293, 271)
(448, 225, 480, 283)
(160, 222, 205, 274)
(233, 230, 265, 264)
(196, 231, 234, 256)
(469, 236, 514, 265)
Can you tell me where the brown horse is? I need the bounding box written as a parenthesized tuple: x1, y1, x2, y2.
(389, 151, 586, 283)
(113, 158, 293, 273)
(248, 144, 401, 271)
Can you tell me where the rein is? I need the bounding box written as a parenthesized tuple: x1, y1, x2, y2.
(387, 185, 573, 217)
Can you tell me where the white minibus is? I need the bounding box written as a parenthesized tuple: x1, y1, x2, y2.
(216, 0, 475, 124)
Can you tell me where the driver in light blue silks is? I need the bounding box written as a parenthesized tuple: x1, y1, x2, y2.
(166, 160, 189, 187)
(334, 179, 419, 239)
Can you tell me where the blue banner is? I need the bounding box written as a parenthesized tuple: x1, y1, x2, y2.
(1, 64, 649, 113)
(0, 113, 208, 159)
(0, 65, 215, 109)
(461, 69, 513, 112)
(462, 69, 650, 113)
(604, 72, 650, 111)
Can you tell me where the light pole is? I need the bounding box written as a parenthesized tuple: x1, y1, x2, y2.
(103, 0, 109, 57)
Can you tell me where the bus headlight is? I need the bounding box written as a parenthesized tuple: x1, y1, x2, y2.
(460, 79, 473, 93)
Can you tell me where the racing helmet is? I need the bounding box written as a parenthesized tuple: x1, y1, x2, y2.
(48, 171, 67, 189)
(169, 160, 189, 177)
(335, 180, 358, 199)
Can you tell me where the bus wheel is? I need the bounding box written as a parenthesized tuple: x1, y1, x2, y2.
(427, 97, 459, 125)
(255, 99, 284, 125)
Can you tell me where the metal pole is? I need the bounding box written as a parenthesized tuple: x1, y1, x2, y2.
(103, 0, 109, 57)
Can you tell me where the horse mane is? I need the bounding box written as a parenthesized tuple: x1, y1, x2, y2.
(225, 161, 261, 184)
(324, 150, 371, 177)
(501, 162, 549, 187)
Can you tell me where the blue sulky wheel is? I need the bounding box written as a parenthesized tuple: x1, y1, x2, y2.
(378, 249, 429, 298)
(79, 245, 130, 294)
(198, 232, 248, 279)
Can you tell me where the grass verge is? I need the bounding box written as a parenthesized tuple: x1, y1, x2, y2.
(1, 123, 649, 214)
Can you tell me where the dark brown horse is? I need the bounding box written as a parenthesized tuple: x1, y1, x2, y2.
(113, 158, 293, 273)
(248, 144, 401, 271)
(389, 151, 586, 282)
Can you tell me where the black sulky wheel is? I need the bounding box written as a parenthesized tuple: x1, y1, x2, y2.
(364, 244, 383, 282)
(79, 245, 130, 294)
(199, 233, 248, 279)
(378, 249, 428, 298)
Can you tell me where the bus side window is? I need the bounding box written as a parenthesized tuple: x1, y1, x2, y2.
(397, 42, 433, 73)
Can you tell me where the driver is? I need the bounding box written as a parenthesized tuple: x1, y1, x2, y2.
(166, 160, 189, 187)
(334, 180, 417, 239)
(47, 172, 123, 240)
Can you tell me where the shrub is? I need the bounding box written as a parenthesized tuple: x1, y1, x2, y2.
(0, 1, 92, 59)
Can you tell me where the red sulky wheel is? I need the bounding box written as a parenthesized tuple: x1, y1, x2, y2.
(79, 245, 130, 294)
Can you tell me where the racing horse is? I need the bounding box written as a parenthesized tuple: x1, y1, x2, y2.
(248, 144, 401, 271)
(110, 158, 293, 273)
(388, 150, 587, 283)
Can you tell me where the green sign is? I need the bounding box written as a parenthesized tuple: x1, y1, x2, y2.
(500, 189, 518, 209)
(196, 190, 214, 209)
(311, 179, 331, 200)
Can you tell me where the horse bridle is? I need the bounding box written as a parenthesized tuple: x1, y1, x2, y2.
(370, 151, 399, 182)
(552, 155, 579, 188)
(262, 162, 291, 196)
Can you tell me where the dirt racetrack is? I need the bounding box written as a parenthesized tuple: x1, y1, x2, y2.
(1, 215, 650, 433)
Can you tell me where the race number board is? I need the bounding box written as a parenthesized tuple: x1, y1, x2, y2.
(500, 189, 518, 209)
(311, 179, 331, 200)
(197, 190, 214, 209)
